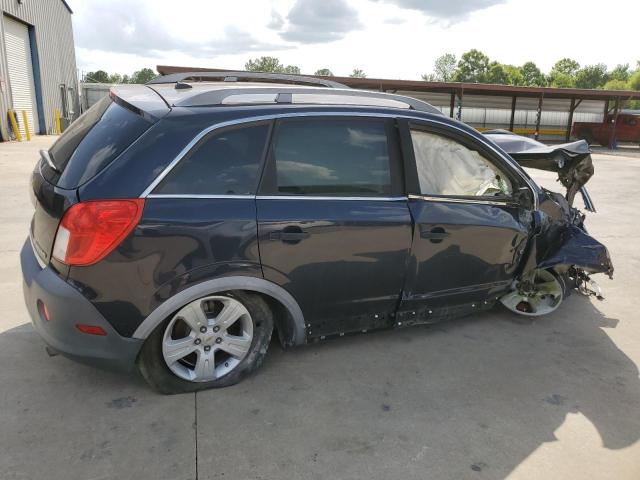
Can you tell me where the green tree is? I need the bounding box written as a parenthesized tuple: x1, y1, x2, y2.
(550, 73, 575, 88)
(454, 49, 490, 83)
(129, 68, 157, 84)
(609, 64, 631, 82)
(108, 73, 123, 84)
(603, 79, 629, 90)
(244, 56, 300, 75)
(548, 58, 579, 87)
(502, 65, 524, 85)
(629, 70, 640, 108)
(486, 62, 508, 84)
(282, 65, 301, 74)
(423, 53, 457, 82)
(84, 70, 110, 83)
(575, 64, 609, 89)
(551, 58, 580, 76)
(350, 69, 366, 78)
(314, 68, 334, 76)
(521, 62, 546, 86)
(245, 56, 284, 72)
(629, 70, 640, 90)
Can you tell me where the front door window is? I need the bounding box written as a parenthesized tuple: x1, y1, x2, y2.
(410, 130, 512, 197)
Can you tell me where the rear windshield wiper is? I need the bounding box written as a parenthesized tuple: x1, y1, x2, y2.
(40, 150, 60, 173)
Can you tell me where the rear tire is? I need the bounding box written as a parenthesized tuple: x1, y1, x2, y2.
(138, 291, 273, 394)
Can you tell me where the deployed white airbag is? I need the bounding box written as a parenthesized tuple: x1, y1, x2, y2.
(411, 131, 511, 197)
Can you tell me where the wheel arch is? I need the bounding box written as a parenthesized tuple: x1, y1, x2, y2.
(132, 276, 306, 347)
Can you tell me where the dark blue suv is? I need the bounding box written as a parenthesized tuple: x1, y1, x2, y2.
(21, 72, 612, 393)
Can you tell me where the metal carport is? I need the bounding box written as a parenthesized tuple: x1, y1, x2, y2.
(156, 65, 640, 145)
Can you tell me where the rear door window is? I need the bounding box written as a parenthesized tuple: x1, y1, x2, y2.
(154, 122, 270, 195)
(268, 118, 394, 196)
(46, 96, 153, 189)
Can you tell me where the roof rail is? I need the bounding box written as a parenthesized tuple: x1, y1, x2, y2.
(147, 71, 348, 89)
(170, 86, 443, 115)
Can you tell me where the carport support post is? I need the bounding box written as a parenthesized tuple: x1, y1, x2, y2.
(509, 96, 517, 132)
(534, 95, 543, 140)
(566, 98, 576, 142)
(609, 97, 620, 149)
(449, 92, 455, 118)
(456, 89, 463, 121)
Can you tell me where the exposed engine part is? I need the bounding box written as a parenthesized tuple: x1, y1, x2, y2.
(575, 269, 605, 300)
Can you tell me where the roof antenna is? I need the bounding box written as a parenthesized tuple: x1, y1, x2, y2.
(175, 81, 192, 90)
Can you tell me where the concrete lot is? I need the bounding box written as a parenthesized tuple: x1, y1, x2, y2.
(1, 136, 639, 480)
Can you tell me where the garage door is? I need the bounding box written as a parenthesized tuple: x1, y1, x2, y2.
(4, 16, 39, 136)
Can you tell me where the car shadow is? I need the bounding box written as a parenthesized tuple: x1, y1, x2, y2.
(1, 294, 638, 480)
(244, 293, 640, 479)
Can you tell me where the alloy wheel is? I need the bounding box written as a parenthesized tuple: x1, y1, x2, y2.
(499, 269, 564, 317)
(162, 295, 253, 382)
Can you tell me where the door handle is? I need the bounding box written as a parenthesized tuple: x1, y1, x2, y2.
(421, 226, 449, 243)
(269, 226, 310, 243)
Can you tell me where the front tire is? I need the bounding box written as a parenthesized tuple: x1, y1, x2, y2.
(499, 269, 566, 317)
(138, 291, 273, 394)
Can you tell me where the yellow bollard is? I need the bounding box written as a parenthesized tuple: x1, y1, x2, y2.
(54, 109, 61, 135)
(8, 110, 22, 142)
(21, 110, 31, 141)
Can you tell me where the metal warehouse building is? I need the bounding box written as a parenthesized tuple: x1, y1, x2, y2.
(0, 0, 78, 140)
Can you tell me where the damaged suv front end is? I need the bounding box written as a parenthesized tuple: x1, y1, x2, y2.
(485, 131, 613, 314)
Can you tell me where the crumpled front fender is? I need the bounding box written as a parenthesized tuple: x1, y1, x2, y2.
(536, 224, 613, 278)
(519, 192, 614, 281)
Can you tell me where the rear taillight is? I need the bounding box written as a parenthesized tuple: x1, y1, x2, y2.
(76, 324, 108, 336)
(52, 199, 144, 266)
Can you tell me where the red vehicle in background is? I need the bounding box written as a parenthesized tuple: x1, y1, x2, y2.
(572, 112, 640, 147)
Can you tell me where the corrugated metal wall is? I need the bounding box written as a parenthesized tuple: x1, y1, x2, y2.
(0, 0, 78, 138)
(401, 91, 605, 141)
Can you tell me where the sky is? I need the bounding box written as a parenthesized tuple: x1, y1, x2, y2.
(69, 0, 639, 80)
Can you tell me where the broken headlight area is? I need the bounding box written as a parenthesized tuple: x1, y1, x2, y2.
(485, 131, 613, 304)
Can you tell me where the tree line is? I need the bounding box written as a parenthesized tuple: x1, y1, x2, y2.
(81, 52, 640, 97)
(422, 51, 640, 92)
(245, 56, 366, 78)
(82, 68, 157, 84)
(81, 60, 367, 84)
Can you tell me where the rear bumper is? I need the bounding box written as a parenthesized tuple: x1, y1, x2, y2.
(20, 238, 143, 372)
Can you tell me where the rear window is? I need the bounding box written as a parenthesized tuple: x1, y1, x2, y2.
(154, 123, 270, 196)
(44, 96, 153, 189)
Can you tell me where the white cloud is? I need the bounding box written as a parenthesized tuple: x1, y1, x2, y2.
(278, 0, 363, 43)
(373, 0, 506, 22)
(68, 0, 640, 80)
(73, 0, 286, 58)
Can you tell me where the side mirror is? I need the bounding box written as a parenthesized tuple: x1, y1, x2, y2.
(514, 186, 535, 210)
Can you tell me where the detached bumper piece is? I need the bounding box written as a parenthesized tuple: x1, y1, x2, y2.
(20, 239, 143, 372)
